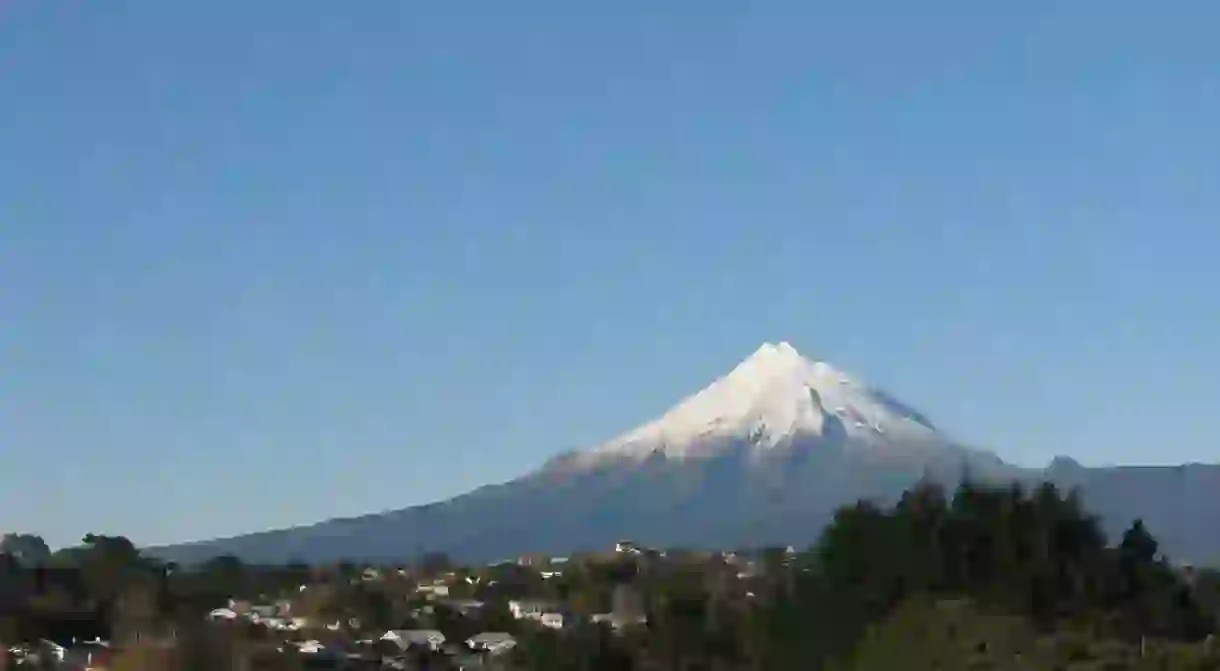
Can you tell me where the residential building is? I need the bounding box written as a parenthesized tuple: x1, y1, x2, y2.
(207, 607, 238, 621)
(615, 540, 640, 554)
(592, 612, 648, 631)
(417, 582, 450, 598)
(466, 632, 517, 655)
(446, 599, 486, 616)
(381, 629, 446, 652)
(508, 599, 555, 620)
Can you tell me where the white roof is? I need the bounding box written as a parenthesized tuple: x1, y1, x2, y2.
(467, 632, 515, 644)
(382, 629, 445, 642)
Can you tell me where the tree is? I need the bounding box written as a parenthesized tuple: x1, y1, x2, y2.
(112, 580, 162, 645)
(850, 597, 1046, 670)
(347, 583, 395, 632)
(199, 555, 247, 591)
(0, 534, 51, 566)
(1120, 519, 1159, 567)
(1192, 567, 1220, 622)
(109, 639, 178, 671)
(419, 552, 453, 574)
(77, 535, 146, 605)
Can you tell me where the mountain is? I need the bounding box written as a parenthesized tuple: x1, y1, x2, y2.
(556, 342, 980, 468)
(148, 343, 1220, 566)
(1044, 457, 1220, 565)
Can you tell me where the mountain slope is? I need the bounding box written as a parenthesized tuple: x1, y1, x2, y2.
(148, 343, 1220, 566)
(1044, 457, 1220, 565)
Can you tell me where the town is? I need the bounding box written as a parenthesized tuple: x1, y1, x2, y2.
(5, 480, 1220, 669)
(1, 534, 795, 670)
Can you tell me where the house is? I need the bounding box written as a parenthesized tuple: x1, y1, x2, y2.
(258, 616, 287, 630)
(5, 645, 31, 666)
(38, 639, 67, 664)
(507, 599, 556, 620)
(29, 638, 111, 669)
(416, 582, 450, 598)
(466, 632, 517, 655)
(615, 540, 643, 555)
(65, 640, 114, 669)
(248, 604, 278, 620)
(207, 607, 238, 621)
(539, 612, 566, 629)
(293, 639, 339, 656)
(297, 639, 324, 654)
(381, 629, 446, 652)
(445, 599, 486, 616)
(592, 613, 648, 631)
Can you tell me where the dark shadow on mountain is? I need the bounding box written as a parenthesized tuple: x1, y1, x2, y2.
(145, 446, 1220, 568)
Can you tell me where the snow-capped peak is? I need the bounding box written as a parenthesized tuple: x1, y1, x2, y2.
(570, 341, 943, 467)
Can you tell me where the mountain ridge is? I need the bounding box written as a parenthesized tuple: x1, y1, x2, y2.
(147, 342, 1220, 566)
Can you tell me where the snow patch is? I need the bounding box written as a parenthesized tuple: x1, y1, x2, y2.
(569, 341, 944, 468)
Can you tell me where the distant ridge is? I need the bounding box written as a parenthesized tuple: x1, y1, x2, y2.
(147, 342, 1220, 566)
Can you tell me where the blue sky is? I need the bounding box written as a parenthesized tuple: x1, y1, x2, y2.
(2, 2, 1218, 549)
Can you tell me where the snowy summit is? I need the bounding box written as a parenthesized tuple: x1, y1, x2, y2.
(568, 341, 946, 468)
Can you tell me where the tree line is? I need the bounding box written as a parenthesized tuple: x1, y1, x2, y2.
(511, 479, 1220, 669)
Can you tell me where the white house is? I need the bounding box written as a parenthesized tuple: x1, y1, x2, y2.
(38, 640, 67, 664)
(260, 616, 288, 630)
(207, 608, 238, 621)
(247, 604, 278, 620)
(592, 613, 648, 630)
(295, 640, 328, 655)
(466, 632, 516, 655)
(507, 599, 554, 620)
(381, 629, 446, 652)
(615, 540, 642, 555)
(446, 599, 485, 616)
(539, 612, 566, 630)
(416, 583, 450, 598)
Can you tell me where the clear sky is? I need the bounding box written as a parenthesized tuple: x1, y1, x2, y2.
(3, 2, 1218, 549)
